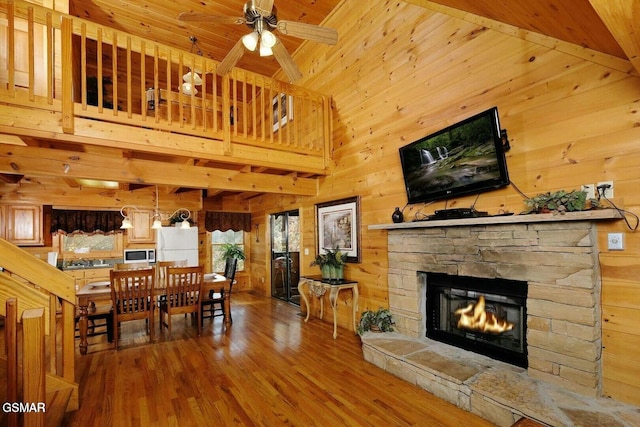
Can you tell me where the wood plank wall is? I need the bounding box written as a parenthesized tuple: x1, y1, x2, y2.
(247, 0, 640, 406)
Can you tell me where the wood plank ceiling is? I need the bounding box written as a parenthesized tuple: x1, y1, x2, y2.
(68, 0, 637, 77)
(4, 0, 638, 202)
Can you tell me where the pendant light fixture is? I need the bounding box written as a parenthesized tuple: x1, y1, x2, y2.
(151, 185, 162, 229)
(120, 186, 192, 230)
(119, 205, 139, 229)
(168, 208, 193, 229)
(181, 36, 204, 96)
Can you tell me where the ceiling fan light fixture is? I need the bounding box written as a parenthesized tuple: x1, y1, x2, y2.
(261, 30, 277, 48)
(259, 44, 273, 57)
(242, 32, 259, 51)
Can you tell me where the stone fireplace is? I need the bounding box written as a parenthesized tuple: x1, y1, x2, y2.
(363, 211, 639, 426)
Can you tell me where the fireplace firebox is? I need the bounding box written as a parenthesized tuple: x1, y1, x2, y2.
(425, 272, 528, 368)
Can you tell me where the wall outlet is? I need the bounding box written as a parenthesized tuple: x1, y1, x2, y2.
(597, 181, 614, 199)
(608, 232, 624, 250)
(581, 184, 595, 200)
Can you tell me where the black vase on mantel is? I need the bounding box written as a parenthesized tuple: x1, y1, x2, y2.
(391, 207, 404, 223)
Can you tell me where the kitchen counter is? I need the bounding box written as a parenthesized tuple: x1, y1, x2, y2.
(62, 264, 111, 271)
(60, 260, 121, 271)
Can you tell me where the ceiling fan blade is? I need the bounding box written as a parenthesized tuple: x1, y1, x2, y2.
(254, 0, 275, 17)
(178, 12, 245, 25)
(271, 41, 303, 83)
(277, 20, 338, 45)
(217, 39, 246, 76)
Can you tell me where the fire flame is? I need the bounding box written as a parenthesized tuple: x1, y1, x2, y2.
(454, 295, 514, 334)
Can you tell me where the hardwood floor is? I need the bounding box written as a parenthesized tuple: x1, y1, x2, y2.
(63, 292, 496, 426)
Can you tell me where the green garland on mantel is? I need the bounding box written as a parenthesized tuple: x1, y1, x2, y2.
(523, 189, 599, 214)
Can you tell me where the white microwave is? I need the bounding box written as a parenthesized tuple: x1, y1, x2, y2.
(123, 248, 156, 264)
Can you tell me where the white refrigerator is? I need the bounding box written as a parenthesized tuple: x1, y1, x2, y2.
(156, 226, 199, 266)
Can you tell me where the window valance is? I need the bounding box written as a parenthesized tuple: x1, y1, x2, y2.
(51, 209, 122, 234)
(205, 211, 251, 232)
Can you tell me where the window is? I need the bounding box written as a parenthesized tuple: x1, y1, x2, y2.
(61, 233, 116, 252)
(56, 232, 123, 257)
(211, 230, 245, 272)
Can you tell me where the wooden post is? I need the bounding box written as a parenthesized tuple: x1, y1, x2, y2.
(61, 17, 74, 133)
(22, 307, 46, 427)
(6, 298, 18, 427)
(222, 75, 231, 155)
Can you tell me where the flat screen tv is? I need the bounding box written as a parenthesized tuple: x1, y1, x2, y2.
(399, 107, 509, 205)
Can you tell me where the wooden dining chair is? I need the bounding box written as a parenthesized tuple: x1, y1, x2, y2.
(201, 257, 237, 325)
(110, 267, 155, 350)
(156, 260, 188, 282)
(159, 265, 203, 336)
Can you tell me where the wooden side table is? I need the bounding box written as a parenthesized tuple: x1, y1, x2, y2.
(298, 276, 359, 339)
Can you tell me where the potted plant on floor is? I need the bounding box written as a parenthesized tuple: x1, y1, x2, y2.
(357, 308, 394, 335)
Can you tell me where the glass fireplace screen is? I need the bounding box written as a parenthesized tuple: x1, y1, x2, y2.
(426, 272, 528, 368)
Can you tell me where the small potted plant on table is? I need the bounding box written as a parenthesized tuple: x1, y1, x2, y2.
(310, 248, 347, 282)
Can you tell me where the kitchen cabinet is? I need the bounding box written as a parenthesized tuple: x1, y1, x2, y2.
(83, 268, 111, 286)
(127, 210, 155, 244)
(65, 267, 111, 290)
(4, 205, 43, 246)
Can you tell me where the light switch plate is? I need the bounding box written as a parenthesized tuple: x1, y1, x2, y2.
(608, 233, 624, 250)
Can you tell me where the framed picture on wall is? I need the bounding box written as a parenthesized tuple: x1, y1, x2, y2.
(272, 93, 293, 132)
(315, 196, 361, 263)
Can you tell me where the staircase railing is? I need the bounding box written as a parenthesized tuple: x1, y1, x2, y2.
(0, 238, 78, 413)
(4, 299, 48, 427)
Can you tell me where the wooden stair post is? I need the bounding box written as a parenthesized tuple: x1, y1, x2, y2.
(22, 307, 46, 427)
(5, 298, 19, 427)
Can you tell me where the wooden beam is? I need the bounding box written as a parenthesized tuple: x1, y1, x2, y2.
(0, 173, 24, 183)
(0, 133, 26, 145)
(0, 106, 329, 176)
(0, 145, 318, 196)
(589, 0, 640, 75)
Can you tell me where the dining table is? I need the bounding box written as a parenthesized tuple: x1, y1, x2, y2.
(76, 272, 230, 355)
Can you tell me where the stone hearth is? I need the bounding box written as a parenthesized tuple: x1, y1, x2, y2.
(366, 211, 640, 426)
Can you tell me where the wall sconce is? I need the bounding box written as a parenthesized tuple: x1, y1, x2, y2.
(146, 88, 155, 110)
(255, 224, 260, 242)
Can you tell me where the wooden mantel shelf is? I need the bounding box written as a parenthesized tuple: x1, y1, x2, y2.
(368, 209, 623, 230)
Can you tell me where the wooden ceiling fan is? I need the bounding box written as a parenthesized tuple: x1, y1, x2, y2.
(178, 0, 338, 82)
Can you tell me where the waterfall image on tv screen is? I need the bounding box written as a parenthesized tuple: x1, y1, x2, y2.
(399, 107, 509, 205)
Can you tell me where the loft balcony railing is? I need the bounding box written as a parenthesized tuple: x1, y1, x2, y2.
(0, 0, 331, 163)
